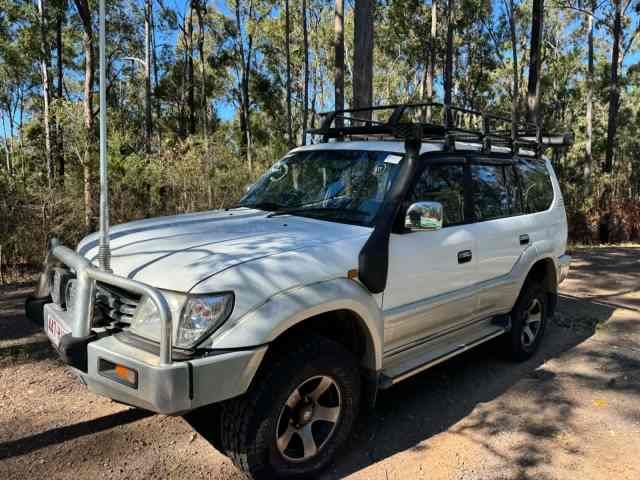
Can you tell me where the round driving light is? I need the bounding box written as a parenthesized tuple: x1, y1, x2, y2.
(65, 279, 77, 314)
(50, 268, 72, 307)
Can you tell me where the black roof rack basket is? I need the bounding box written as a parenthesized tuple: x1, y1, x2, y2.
(306, 102, 573, 157)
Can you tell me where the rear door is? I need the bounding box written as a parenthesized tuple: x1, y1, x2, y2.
(469, 156, 554, 317)
(383, 156, 479, 353)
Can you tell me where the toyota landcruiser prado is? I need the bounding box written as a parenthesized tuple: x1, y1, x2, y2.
(26, 104, 571, 479)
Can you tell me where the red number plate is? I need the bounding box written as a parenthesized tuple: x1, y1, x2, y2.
(46, 313, 69, 347)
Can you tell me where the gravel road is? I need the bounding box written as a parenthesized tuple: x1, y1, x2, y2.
(1, 247, 639, 479)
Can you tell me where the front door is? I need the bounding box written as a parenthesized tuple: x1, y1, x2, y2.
(383, 158, 479, 354)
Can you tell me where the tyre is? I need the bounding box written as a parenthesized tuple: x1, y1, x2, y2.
(219, 335, 361, 479)
(504, 280, 548, 361)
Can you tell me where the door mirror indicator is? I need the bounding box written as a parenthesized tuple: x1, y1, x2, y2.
(405, 201, 443, 231)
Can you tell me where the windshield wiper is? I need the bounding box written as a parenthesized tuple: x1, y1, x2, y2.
(267, 206, 370, 219)
(236, 201, 284, 211)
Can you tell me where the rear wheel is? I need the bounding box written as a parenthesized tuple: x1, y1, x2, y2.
(219, 335, 360, 479)
(504, 281, 548, 361)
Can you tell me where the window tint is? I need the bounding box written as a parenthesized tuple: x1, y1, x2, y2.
(516, 159, 554, 213)
(409, 164, 465, 226)
(503, 165, 522, 214)
(471, 164, 512, 220)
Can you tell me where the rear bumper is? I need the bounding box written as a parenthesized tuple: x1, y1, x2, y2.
(557, 254, 571, 284)
(31, 301, 266, 415)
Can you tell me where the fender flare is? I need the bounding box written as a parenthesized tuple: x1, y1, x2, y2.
(509, 241, 559, 306)
(210, 278, 384, 371)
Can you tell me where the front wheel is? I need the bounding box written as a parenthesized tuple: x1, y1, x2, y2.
(504, 281, 548, 361)
(219, 335, 361, 479)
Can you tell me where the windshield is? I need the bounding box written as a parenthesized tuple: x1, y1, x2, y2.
(239, 149, 402, 226)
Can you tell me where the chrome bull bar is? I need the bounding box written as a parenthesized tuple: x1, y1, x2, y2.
(40, 239, 173, 365)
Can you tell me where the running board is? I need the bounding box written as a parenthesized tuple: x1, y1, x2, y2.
(379, 325, 506, 389)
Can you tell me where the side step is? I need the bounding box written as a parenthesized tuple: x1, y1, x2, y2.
(379, 322, 506, 389)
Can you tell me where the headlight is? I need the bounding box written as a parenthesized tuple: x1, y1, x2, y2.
(128, 291, 234, 349)
(176, 293, 234, 348)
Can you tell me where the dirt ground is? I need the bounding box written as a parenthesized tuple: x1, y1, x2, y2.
(1, 247, 639, 480)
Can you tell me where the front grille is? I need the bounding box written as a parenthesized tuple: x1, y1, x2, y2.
(95, 283, 142, 324)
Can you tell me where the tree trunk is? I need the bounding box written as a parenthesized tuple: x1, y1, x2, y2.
(600, 0, 622, 242)
(334, 0, 345, 127)
(151, 9, 161, 134)
(504, 0, 519, 141)
(73, 0, 95, 230)
(444, 0, 454, 122)
(423, 2, 436, 121)
(55, 2, 64, 184)
(605, 0, 621, 173)
(353, 0, 375, 120)
(285, 0, 293, 146)
(38, 0, 53, 187)
(584, 0, 594, 194)
(302, 0, 309, 143)
(144, 0, 153, 152)
(187, 3, 196, 135)
(235, 0, 253, 170)
(195, 0, 212, 207)
(526, 0, 543, 127)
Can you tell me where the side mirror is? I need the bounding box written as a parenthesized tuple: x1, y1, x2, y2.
(405, 201, 443, 231)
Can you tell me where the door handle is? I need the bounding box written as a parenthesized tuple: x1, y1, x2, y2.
(458, 250, 472, 264)
(519, 234, 530, 245)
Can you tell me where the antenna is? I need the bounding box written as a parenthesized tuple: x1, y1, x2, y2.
(97, 0, 111, 272)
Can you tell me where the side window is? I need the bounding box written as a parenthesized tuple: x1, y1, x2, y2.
(517, 159, 554, 213)
(408, 164, 465, 226)
(471, 164, 512, 220)
(504, 165, 522, 215)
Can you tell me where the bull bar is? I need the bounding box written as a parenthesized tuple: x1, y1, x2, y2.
(38, 238, 173, 366)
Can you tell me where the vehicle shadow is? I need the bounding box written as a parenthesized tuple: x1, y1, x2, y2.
(0, 408, 153, 460)
(187, 296, 626, 479)
(323, 296, 636, 479)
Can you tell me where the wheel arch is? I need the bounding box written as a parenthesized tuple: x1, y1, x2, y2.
(267, 308, 378, 372)
(210, 278, 384, 371)
(522, 256, 558, 316)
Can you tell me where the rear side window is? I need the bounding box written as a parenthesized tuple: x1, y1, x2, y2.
(516, 159, 554, 213)
(471, 164, 514, 220)
(408, 164, 465, 226)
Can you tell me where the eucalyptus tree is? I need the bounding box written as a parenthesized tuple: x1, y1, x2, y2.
(72, 0, 95, 229)
(526, 0, 544, 125)
(353, 0, 374, 118)
(334, 0, 344, 125)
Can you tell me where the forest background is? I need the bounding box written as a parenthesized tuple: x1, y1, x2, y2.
(1, 0, 639, 282)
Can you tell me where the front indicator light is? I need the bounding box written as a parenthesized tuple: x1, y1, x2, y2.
(99, 359, 138, 388)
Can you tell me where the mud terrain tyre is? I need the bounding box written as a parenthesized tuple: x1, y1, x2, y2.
(219, 335, 361, 479)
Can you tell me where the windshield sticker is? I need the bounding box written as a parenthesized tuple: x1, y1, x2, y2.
(384, 154, 403, 165)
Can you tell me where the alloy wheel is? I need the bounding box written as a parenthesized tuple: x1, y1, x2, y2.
(521, 298, 543, 348)
(275, 375, 342, 462)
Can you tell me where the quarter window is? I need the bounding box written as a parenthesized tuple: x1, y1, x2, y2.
(516, 159, 554, 213)
(408, 164, 465, 226)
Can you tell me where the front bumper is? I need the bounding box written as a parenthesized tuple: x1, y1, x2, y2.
(34, 302, 267, 415)
(26, 241, 267, 415)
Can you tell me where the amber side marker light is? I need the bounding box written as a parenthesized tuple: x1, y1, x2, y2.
(99, 359, 138, 388)
(347, 269, 358, 280)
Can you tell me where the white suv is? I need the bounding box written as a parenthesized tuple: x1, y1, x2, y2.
(27, 104, 571, 479)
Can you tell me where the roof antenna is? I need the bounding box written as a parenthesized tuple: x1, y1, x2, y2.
(97, 0, 111, 272)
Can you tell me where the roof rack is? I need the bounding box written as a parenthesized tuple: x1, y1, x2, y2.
(306, 102, 574, 157)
